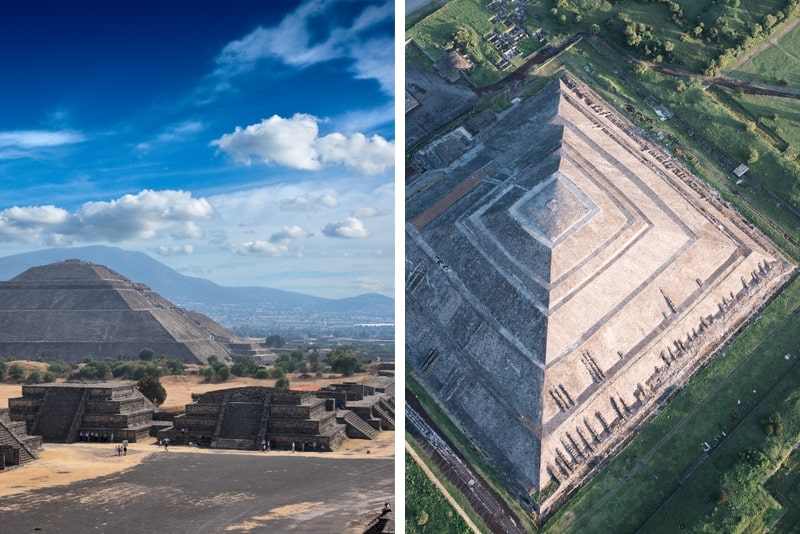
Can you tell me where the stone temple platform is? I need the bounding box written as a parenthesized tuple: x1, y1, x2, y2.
(9, 382, 156, 443)
(406, 75, 794, 515)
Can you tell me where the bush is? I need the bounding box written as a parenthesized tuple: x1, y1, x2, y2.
(231, 356, 259, 377)
(136, 374, 167, 406)
(8, 363, 26, 383)
(275, 376, 290, 388)
(138, 348, 155, 361)
(328, 346, 362, 376)
(265, 334, 286, 348)
(47, 361, 71, 377)
(26, 370, 43, 384)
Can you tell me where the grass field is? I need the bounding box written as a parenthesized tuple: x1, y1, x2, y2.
(405, 450, 474, 534)
(544, 276, 800, 532)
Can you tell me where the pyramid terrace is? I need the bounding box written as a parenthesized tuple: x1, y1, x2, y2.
(406, 75, 794, 516)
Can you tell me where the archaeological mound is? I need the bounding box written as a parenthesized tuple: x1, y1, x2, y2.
(405, 76, 794, 516)
(0, 259, 262, 363)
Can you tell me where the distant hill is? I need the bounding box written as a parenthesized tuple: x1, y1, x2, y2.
(0, 246, 394, 333)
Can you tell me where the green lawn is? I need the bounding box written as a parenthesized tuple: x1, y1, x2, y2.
(406, 450, 474, 534)
(544, 277, 800, 532)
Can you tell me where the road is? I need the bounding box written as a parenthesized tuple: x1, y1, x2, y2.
(406, 389, 528, 534)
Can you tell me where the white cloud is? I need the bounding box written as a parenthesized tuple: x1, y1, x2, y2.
(0, 130, 84, 149)
(137, 120, 204, 152)
(212, 0, 394, 95)
(230, 240, 288, 256)
(280, 191, 340, 212)
(211, 114, 320, 170)
(0, 129, 85, 159)
(156, 244, 195, 256)
(269, 225, 312, 244)
(351, 206, 389, 218)
(211, 114, 393, 175)
(316, 132, 395, 175)
(0, 190, 214, 244)
(321, 217, 369, 239)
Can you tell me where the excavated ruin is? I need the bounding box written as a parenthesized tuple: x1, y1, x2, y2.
(0, 260, 263, 364)
(406, 75, 794, 515)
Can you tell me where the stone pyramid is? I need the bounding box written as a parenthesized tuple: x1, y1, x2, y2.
(406, 76, 793, 513)
(0, 259, 254, 364)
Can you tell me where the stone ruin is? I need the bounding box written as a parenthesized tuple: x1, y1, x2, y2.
(405, 75, 795, 516)
(3, 375, 394, 465)
(159, 380, 395, 452)
(0, 260, 265, 364)
(0, 408, 41, 469)
(8, 382, 156, 443)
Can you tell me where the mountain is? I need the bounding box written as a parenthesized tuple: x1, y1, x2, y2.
(0, 246, 394, 333)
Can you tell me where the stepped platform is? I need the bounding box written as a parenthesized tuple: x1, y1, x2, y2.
(338, 410, 380, 440)
(8, 382, 156, 443)
(406, 75, 795, 514)
(161, 387, 347, 451)
(0, 260, 255, 364)
(0, 408, 41, 468)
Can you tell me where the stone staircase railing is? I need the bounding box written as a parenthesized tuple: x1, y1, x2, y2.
(65, 389, 89, 443)
(342, 410, 379, 440)
(210, 391, 231, 448)
(372, 403, 395, 431)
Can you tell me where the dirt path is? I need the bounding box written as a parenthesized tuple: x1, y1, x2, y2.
(726, 15, 800, 73)
(406, 443, 481, 533)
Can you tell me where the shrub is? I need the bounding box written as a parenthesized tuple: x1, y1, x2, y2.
(137, 374, 167, 406)
(26, 370, 43, 384)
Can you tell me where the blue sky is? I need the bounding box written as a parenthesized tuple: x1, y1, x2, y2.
(0, 0, 395, 299)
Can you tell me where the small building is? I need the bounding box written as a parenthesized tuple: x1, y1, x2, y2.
(162, 387, 348, 451)
(8, 382, 156, 443)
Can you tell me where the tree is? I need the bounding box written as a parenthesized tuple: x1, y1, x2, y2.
(8, 363, 26, 382)
(137, 374, 167, 406)
(747, 147, 759, 164)
(328, 346, 362, 376)
(275, 376, 290, 388)
(26, 370, 43, 384)
(138, 348, 155, 361)
(264, 334, 286, 348)
(0, 360, 7, 381)
(231, 355, 259, 377)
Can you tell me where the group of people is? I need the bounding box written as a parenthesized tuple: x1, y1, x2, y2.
(78, 431, 113, 442)
(114, 441, 128, 456)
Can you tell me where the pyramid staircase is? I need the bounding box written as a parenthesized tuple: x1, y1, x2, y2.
(340, 410, 380, 440)
(373, 399, 395, 431)
(0, 409, 40, 467)
(32, 387, 87, 442)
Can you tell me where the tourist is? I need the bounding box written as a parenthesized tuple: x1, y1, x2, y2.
(261, 439, 266, 452)
(163, 437, 169, 452)
(291, 442, 295, 453)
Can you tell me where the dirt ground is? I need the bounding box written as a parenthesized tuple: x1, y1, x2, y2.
(0, 365, 382, 411)
(0, 366, 395, 506)
(0, 443, 394, 533)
